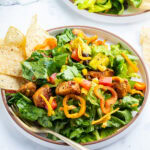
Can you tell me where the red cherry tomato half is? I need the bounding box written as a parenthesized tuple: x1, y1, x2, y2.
(45, 99, 57, 110)
(49, 73, 57, 84)
(71, 49, 80, 61)
(5, 90, 17, 93)
(51, 99, 57, 110)
(99, 77, 112, 86)
(80, 79, 92, 90)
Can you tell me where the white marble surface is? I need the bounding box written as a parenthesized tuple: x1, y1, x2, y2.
(0, 0, 150, 150)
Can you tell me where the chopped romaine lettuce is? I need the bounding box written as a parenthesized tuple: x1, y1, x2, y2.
(91, 45, 110, 56)
(7, 92, 32, 106)
(129, 0, 142, 8)
(113, 109, 133, 123)
(56, 29, 75, 47)
(89, 0, 112, 13)
(87, 82, 99, 106)
(74, 0, 96, 10)
(16, 99, 46, 121)
(116, 95, 140, 111)
(100, 128, 117, 139)
(57, 65, 81, 81)
(74, 0, 142, 14)
(22, 50, 68, 82)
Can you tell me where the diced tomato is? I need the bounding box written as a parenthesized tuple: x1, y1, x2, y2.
(93, 40, 105, 46)
(48, 73, 57, 84)
(51, 99, 57, 110)
(72, 29, 84, 36)
(80, 79, 92, 90)
(99, 77, 112, 86)
(5, 90, 17, 93)
(71, 49, 80, 61)
(45, 99, 57, 110)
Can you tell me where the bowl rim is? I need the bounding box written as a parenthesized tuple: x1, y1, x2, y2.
(1, 25, 149, 146)
(68, 0, 150, 17)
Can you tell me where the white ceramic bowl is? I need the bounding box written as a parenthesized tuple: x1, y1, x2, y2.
(1, 26, 149, 150)
(62, 0, 150, 24)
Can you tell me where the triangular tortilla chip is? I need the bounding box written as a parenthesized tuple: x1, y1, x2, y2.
(0, 38, 3, 45)
(140, 27, 150, 66)
(140, 27, 150, 44)
(25, 15, 56, 58)
(0, 45, 24, 77)
(4, 26, 26, 58)
(139, 0, 150, 10)
(0, 74, 26, 90)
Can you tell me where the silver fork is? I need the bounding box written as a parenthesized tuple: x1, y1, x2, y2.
(9, 106, 89, 150)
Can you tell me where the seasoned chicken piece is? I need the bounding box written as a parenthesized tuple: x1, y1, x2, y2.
(87, 69, 114, 79)
(32, 84, 52, 108)
(18, 82, 36, 97)
(56, 81, 81, 96)
(112, 79, 131, 98)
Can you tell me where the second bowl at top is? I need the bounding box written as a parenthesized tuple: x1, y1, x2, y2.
(63, 0, 150, 24)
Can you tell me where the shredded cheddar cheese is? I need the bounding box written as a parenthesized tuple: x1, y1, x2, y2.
(40, 94, 54, 116)
(92, 108, 119, 125)
(130, 89, 144, 97)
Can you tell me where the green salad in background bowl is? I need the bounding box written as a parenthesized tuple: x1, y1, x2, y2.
(73, 0, 142, 15)
(62, 0, 150, 24)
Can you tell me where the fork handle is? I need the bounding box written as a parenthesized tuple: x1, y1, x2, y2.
(42, 129, 90, 150)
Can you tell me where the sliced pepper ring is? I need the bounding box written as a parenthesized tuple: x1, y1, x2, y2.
(34, 38, 57, 51)
(134, 82, 146, 91)
(63, 94, 86, 118)
(94, 85, 118, 114)
(112, 76, 124, 83)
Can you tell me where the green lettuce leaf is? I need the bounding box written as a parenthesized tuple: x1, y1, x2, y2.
(38, 116, 52, 128)
(118, 95, 140, 111)
(100, 128, 117, 139)
(52, 43, 71, 56)
(91, 45, 110, 57)
(108, 0, 124, 14)
(74, 0, 96, 9)
(7, 92, 32, 106)
(57, 65, 81, 81)
(70, 128, 84, 139)
(113, 109, 133, 123)
(87, 82, 99, 106)
(89, 0, 112, 13)
(107, 116, 126, 128)
(129, 0, 142, 8)
(56, 29, 75, 47)
(79, 135, 95, 143)
(16, 99, 46, 121)
(22, 50, 68, 82)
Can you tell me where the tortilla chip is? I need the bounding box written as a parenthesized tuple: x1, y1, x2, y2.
(26, 15, 48, 58)
(139, 0, 150, 10)
(0, 74, 26, 90)
(4, 26, 26, 48)
(140, 27, 150, 44)
(142, 43, 150, 66)
(25, 15, 56, 58)
(4, 26, 26, 58)
(0, 38, 3, 45)
(0, 45, 24, 77)
(140, 27, 150, 66)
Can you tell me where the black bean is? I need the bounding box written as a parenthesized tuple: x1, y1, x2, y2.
(123, 1, 128, 10)
(82, 53, 89, 57)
